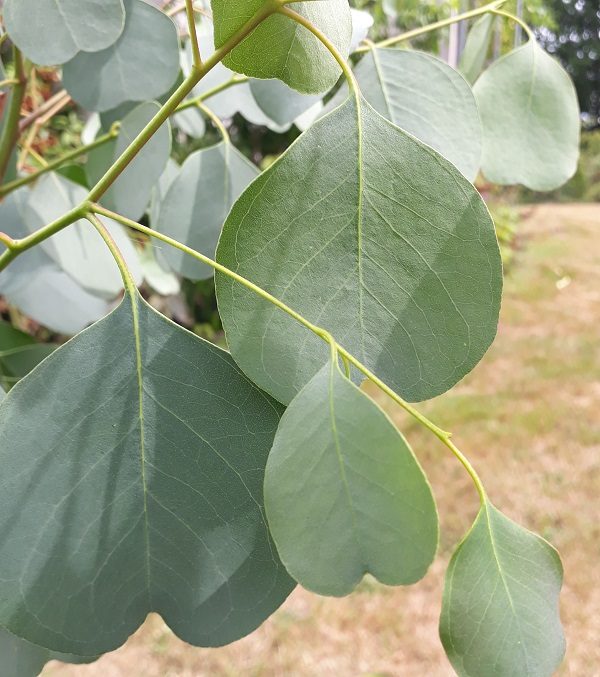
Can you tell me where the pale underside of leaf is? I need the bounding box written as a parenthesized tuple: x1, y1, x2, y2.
(0, 291, 294, 655)
(216, 94, 502, 405)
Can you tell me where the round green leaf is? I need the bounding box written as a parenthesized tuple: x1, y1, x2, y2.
(440, 501, 565, 677)
(216, 95, 502, 405)
(474, 39, 580, 191)
(265, 358, 438, 596)
(157, 141, 259, 280)
(458, 14, 495, 85)
(3, 0, 125, 66)
(0, 290, 294, 655)
(211, 0, 352, 94)
(63, 0, 180, 112)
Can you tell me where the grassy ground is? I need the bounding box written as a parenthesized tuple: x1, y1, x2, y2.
(43, 204, 600, 676)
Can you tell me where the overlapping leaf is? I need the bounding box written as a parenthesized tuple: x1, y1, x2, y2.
(63, 0, 180, 111)
(157, 141, 259, 280)
(474, 39, 580, 190)
(0, 322, 56, 391)
(3, 0, 125, 66)
(265, 357, 438, 596)
(459, 14, 495, 84)
(0, 289, 294, 656)
(440, 501, 565, 677)
(18, 174, 142, 298)
(216, 94, 502, 405)
(329, 48, 482, 180)
(211, 0, 352, 94)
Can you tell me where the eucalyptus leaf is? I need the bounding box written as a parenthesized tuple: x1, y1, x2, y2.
(157, 142, 259, 280)
(473, 39, 580, 190)
(440, 501, 565, 677)
(18, 174, 142, 298)
(250, 79, 322, 128)
(173, 108, 207, 138)
(329, 48, 482, 180)
(459, 14, 495, 85)
(350, 9, 374, 51)
(0, 321, 57, 391)
(216, 95, 502, 405)
(63, 0, 180, 112)
(0, 289, 294, 655)
(3, 0, 125, 66)
(211, 0, 352, 94)
(139, 243, 180, 296)
(265, 357, 438, 596)
(104, 101, 172, 221)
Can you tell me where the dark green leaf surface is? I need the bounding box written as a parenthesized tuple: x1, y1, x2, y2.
(216, 95, 502, 405)
(474, 40, 580, 191)
(0, 291, 294, 655)
(157, 142, 259, 280)
(459, 14, 495, 85)
(0, 322, 56, 391)
(211, 0, 352, 94)
(3, 0, 125, 66)
(440, 501, 565, 677)
(63, 0, 180, 111)
(329, 48, 482, 180)
(265, 358, 438, 596)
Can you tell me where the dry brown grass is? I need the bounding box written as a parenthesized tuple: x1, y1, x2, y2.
(43, 204, 600, 677)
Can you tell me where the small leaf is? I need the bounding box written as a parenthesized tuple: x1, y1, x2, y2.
(459, 14, 495, 85)
(440, 501, 565, 677)
(330, 48, 482, 180)
(265, 357, 438, 596)
(63, 0, 180, 112)
(0, 321, 57, 391)
(250, 79, 322, 128)
(0, 290, 294, 655)
(474, 39, 580, 190)
(3, 0, 125, 66)
(350, 9, 374, 51)
(211, 0, 352, 94)
(157, 142, 259, 280)
(18, 174, 142, 298)
(139, 243, 180, 296)
(216, 95, 502, 405)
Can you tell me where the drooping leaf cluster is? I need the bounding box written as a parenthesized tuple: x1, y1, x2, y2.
(0, 1, 581, 675)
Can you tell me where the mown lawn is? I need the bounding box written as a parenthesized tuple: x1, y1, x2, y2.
(44, 204, 600, 676)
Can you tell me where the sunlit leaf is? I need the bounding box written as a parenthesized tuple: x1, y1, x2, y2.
(265, 357, 438, 596)
(474, 39, 580, 190)
(0, 289, 294, 656)
(350, 8, 374, 51)
(440, 501, 565, 677)
(3, 0, 125, 66)
(216, 95, 502, 405)
(157, 141, 259, 280)
(63, 0, 180, 111)
(329, 48, 482, 180)
(459, 14, 495, 84)
(211, 0, 352, 94)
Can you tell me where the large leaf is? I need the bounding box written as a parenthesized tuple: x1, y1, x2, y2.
(459, 14, 495, 85)
(330, 48, 482, 180)
(473, 39, 580, 190)
(0, 322, 56, 391)
(63, 0, 180, 112)
(211, 0, 352, 94)
(18, 174, 142, 298)
(0, 289, 294, 655)
(265, 357, 438, 596)
(440, 501, 565, 676)
(3, 0, 125, 66)
(157, 141, 259, 280)
(216, 95, 502, 405)
(101, 102, 172, 221)
(0, 192, 110, 334)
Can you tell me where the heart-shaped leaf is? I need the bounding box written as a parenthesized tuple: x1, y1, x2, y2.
(0, 289, 294, 655)
(3, 0, 125, 66)
(157, 141, 259, 280)
(329, 48, 482, 180)
(265, 357, 438, 596)
(474, 39, 580, 190)
(63, 0, 180, 112)
(18, 174, 142, 298)
(216, 95, 502, 405)
(440, 501, 565, 677)
(211, 0, 352, 94)
(459, 14, 495, 84)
